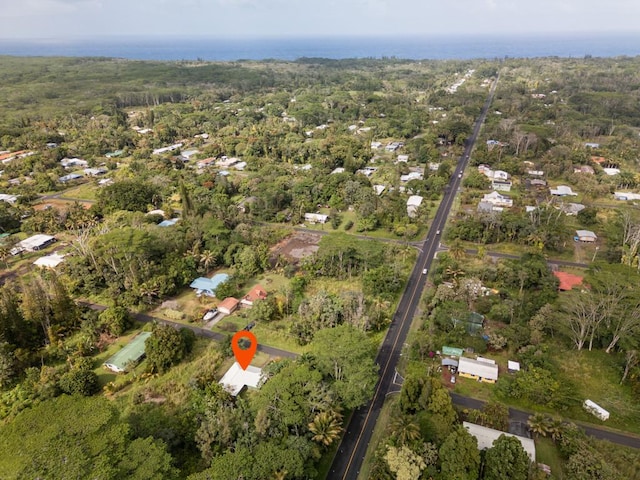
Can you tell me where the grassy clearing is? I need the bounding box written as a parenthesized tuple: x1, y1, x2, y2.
(557, 349, 640, 433)
(535, 437, 564, 477)
(60, 182, 100, 201)
(357, 396, 398, 480)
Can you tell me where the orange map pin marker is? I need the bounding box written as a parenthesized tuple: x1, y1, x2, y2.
(231, 331, 257, 370)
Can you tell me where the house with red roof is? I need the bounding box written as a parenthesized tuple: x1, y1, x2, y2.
(241, 285, 268, 307)
(553, 271, 584, 291)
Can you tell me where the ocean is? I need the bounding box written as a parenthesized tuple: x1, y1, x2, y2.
(0, 34, 639, 61)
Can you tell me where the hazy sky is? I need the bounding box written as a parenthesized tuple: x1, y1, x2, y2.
(1, 0, 640, 39)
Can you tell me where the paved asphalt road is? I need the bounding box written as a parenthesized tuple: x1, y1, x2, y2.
(328, 75, 501, 480)
(450, 393, 640, 449)
(78, 301, 298, 359)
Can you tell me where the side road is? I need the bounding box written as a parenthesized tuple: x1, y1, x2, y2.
(451, 393, 640, 449)
(78, 301, 298, 359)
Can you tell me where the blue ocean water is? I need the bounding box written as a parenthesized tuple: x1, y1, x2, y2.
(0, 34, 639, 61)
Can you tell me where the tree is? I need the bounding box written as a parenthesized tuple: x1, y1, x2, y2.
(0, 395, 177, 479)
(145, 324, 193, 374)
(527, 413, 551, 438)
(99, 305, 132, 337)
(565, 447, 619, 480)
(308, 410, 343, 447)
(58, 368, 99, 396)
(483, 435, 530, 480)
(385, 445, 426, 480)
(98, 180, 158, 213)
(389, 414, 421, 446)
(251, 361, 323, 438)
(0, 341, 15, 388)
(482, 401, 509, 432)
(308, 325, 378, 409)
(439, 426, 480, 480)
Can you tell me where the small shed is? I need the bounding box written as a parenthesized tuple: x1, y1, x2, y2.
(104, 332, 152, 373)
(218, 297, 240, 315)
(458, 356, 498, 383)
(575, 230, 597, 243)
(507, 360, 521, 373)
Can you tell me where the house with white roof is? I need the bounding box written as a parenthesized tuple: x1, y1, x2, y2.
(218, 362, 264, 396)
(400, 172, 423, 182)
(603, 167, 621, 176)
(33, 252, 65, 269)
(614, 192, 640, 201)
(481, 191, 513, 208)
(152, 143, 183, 155)
(84, 167, 107, 177)
(60, 158, 88, 169)
(331, 167, 345, 174)
(463, 422, 535, 460)
(373, 185, 386, 196)
(370, 141, 383, 150)
(304, 213, 329, 224)
(396, 154, 409, 163)
(0, 194, 18, 204)
(406, 195, 423, 218)
(13, 234, 56, 255)
(550, 185, 578, 196)
(458, 356, 499, 383)
(492, 179, 512, 192)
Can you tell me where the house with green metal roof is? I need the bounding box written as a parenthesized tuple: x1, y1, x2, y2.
(104, 332, 152, 373)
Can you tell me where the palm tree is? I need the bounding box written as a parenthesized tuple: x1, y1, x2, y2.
(390, 414, 421, 446)
(527, 413, 551, 438)
(547, 419, 565, 442)
(308, 411, 343, 447)
(448, 239, 466, 261)
(272, 470, 288, 480)
(199, 250, 217, 273)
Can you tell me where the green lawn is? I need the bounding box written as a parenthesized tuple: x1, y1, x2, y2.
(60, 182, 100, 201)
(535, 437, 564, 477)
(557, 349, 640, 434)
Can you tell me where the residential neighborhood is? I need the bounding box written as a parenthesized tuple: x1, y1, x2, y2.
(1, 53, 640, 480)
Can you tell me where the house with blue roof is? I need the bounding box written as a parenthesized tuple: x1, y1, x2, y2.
(158, 218, 180, 227)
(59, 173, 84, 183)
(189, 273, 230, 297)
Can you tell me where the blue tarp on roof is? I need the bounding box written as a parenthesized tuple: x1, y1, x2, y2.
(158, 218, 179, 227)
(189, 273, 229, 295)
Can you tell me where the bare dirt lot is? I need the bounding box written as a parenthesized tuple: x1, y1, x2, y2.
(270, 231, 322, 263)
(33, 199, 93, 211)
